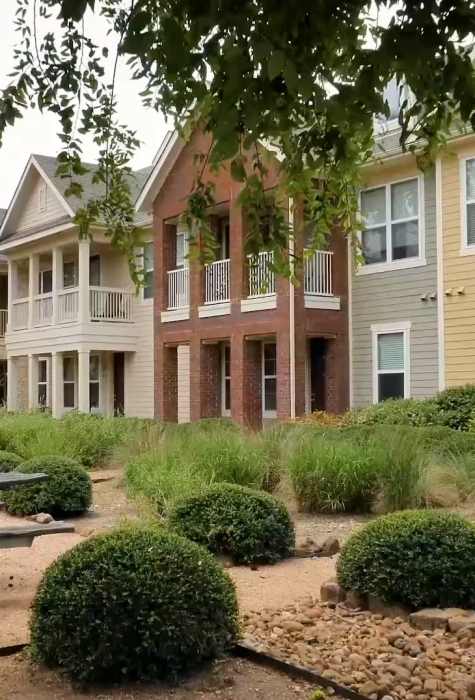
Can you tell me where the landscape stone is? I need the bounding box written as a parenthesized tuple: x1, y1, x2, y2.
(320, 579, 346, 605)
(368, 595, 409, 619)
(409, 609, 449, 631)
(318, 536, 340, 557)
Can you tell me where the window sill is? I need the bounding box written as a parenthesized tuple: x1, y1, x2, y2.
(459, 246, 475, 257)
(356, 257, 426, 276)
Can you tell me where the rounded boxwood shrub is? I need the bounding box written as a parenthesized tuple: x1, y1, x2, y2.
(168, 483, 295, 565)
(0, 450, 22, 473)
(337, 510, 475, 609)
(2, 455, 92, 516)
(30, 526, 239, 683)
(435, 385, 475, 430)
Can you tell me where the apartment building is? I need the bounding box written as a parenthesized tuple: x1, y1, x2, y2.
(136, 130, 349, 428)
(0, 154, 155, 418)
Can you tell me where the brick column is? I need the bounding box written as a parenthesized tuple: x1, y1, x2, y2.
(156, 343, 178, 422)
(229, 197, 246, 310)
(200, 343, 221, 419)
(189, 336, 202, 421)
(231, 333, 262, 429)
(276, 329, 291, 420)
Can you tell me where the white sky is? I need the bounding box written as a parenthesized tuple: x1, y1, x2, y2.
(0, 0, 169, 208)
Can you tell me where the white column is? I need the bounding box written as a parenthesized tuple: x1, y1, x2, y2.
(78, 239, 90, 324)
(28, 354, 38, 411)
(6, 356, 17, 412)
(28, 254, 38, 328)
(77, 349, 90, 413)
(7, 261, 13, 334)
(51, 351, 63, 419)
(52, 246, 63, 324)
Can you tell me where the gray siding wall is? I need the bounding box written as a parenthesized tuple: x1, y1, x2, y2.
(351, 168, 439, 407)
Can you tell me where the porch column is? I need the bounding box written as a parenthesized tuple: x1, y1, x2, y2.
(51, 351, 63, 419)
(28, 354, 38, 411)
(52, 246, 63, 324)
(7, 261, 13, 334)
(6, 356, 17, 411)
(77, 349, 90, 413)
(78, 239, 90, 324)
(28, 254, 38, 328)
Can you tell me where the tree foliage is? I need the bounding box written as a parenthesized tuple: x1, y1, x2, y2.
(1, 0, 475, 274)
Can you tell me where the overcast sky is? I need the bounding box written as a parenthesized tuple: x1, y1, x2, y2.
(0, 0, 169, 209)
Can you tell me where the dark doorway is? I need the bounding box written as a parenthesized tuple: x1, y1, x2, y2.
(309, 338, 328, 412)
(0, 360, 7, 406)
(113, 352, 125, 416)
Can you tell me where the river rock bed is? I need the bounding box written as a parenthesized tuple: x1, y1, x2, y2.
(242, 598, 475, 699)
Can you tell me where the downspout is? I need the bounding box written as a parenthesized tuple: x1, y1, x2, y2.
(435, 158, 445, 391)
(288, 197, 296, 420)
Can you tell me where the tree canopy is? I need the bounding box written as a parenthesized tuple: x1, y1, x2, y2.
(1, 0, 475, 276)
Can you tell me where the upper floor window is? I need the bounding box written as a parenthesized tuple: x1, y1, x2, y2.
(176, 226, 189, 268)
(361, 177, 420, 269)
(464, 158, 475, 247)
(143, 243, 154, 300)
(39, 182, 48, 212)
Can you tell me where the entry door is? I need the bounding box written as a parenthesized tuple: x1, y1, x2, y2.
(310, 339, 328, 412)
(113, 352, 125, 416)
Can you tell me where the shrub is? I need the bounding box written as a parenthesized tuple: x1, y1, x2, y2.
(346, 398, 441, 428)
(337, 510, 475, 609)
(371, 432, 427, 512)
(2, 455, 92, 516)
(0, 450, 22, 473)
(169, 483, 295, 564)
(435, 385, 475, 431)
(30, 526, 239, 682)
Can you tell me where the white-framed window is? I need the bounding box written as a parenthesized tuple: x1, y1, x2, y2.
(143, 242, 154, 300)
(262, 341, 277, 418)
(63, 260, 77, 288)
(39, 182, 48, 212)
(89, 354, 100, 412)
(221, 344, 231, 416)
(38, 269, 53, 294)
(37, 356, 49, 409)
(176, 226, 189, 268)
(63, 355, 76, 409)
(372, 322, 411, 404)
(360, 176, 423, 272)
(462, 157, 475, 250)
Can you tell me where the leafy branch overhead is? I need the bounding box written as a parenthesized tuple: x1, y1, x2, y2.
(1, 0, 475, 276)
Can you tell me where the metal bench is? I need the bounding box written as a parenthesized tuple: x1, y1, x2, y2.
(0, 472, 76, 548)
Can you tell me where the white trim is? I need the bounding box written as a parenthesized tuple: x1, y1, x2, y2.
(140, 241, 154, 302)
(347, 237, 354, 408)
(358, 174, 425, 275)
(262, 341, 277, 419)
(459, 154, 475, 255)
(161, 307, 190, 323)
(371, 321, 411, 404)
(63, 352, 77, 410)
(241, 294, 277, 313)
(304, 294, 341, 310)
(221, 343, 231, 417)
(435, 158, 446, 391)
(198, 302, 231, 318)
(0, 222, 76, 252)
(37, 355, 50, 409)
(288, 197, 296, 420)
(135, 131, 184, 212)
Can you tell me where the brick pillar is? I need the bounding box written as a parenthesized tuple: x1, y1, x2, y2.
(229, 197, 246, 310)
(244, 339, 262, 429)
(200, 343, 221, 419)
(190, 336, 201, 421)
(325, 335, 349, 414)
(157, 343, 178, 422)
(157, 222, 175, 312)
(276, 330, 291, 420)
(231, 332, 246, 424)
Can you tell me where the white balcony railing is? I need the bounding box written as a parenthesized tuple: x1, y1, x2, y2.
(248, 251, 275, 297)
(11, 298, 29, 330)
(58, 287, 79, 323)
(0, 310, 7, 337)
(167, 267, 189, 309)
(204, 258, 230, 304)
(89, 286, 134, 322)
(304, 250, 333, 296)
(33, 293, 53, 326)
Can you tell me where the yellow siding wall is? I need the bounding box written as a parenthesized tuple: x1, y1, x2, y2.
(442, 135, 475, 386)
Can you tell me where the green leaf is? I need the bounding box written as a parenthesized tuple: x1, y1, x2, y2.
(268, 50, 286, 80)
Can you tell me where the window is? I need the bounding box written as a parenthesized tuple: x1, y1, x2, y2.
(37, 357, 49, 409)
(176, 227, 189, 268)
(63, 260, 77, 288)
(89, 354, 100, 412)
(38, 269, 53, 294)
(361, 177, 420, 268)
(221, 344, 231, 416)
(39, 182, 48, 212)
(372, 325, 410, 403)
(262, 342, 277, 417)
(63, 356, 76, 409)
(143, 243, 154, 300)
(464, 158, 475, 248)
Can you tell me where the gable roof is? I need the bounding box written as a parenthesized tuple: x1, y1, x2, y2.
(135, 131, 184, 212)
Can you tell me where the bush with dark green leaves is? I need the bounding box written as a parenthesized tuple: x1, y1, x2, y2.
(30, 526, 239, 683)
(169, 483, 295, 564)
(2, 455, 92, 516)
(337, 510, 475, 609)
(435, 385, 475, 431)
(0, 450, 22, 473)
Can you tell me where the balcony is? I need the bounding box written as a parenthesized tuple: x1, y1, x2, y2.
(204, 259, 230, 304)
(241, 251, 277, 312)
(167, 268, 189, 310)
(303, 250, 340, 310)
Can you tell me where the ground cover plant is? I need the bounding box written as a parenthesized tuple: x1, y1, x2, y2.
(30, 525, 239, 683)
(0, 450, 22, 472)
(2, 455, 92, 516)
(337, 510, 475, 609)
(169, 483, 295, 564)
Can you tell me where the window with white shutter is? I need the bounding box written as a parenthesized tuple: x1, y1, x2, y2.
(373, 326, 410, 403)
(465, 158, 475, 247)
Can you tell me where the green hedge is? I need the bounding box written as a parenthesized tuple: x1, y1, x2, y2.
(31, 526, 239, 682)
(2, 455, 92, 516)
(0, 450, 22, 473)
(337, 510, 475, 609)
(169, 483, 295, 564)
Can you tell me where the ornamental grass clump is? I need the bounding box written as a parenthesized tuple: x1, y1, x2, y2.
(2, 455, 92, 516)
(169, 483, 295, 564)
(337, 510, 475, 609)
(0, 450, 22, 473)
(30, 526, 239, 683)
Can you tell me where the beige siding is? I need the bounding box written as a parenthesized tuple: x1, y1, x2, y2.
(177, 344, 191, 423)
(124, 299, 154, 418)
(16, 171, 67, 232)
